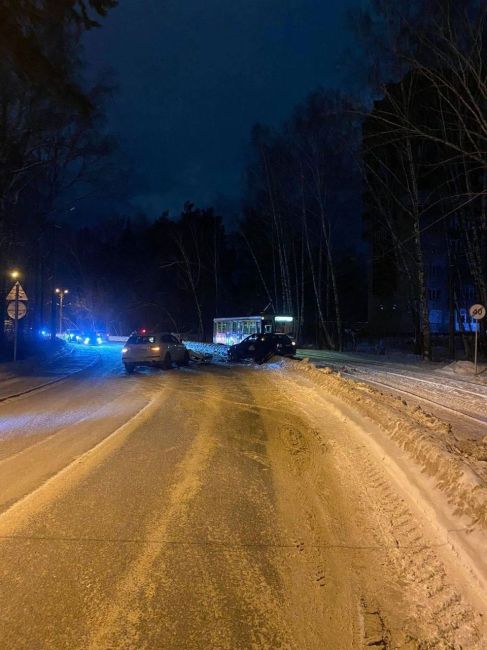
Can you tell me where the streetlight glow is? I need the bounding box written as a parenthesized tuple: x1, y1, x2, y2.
(10, 270, 20, 279)
(55, 287, 69, 335)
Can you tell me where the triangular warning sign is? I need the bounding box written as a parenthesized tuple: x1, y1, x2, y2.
(6, 281, 28, 301)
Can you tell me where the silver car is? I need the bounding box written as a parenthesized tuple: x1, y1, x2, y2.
(122, 332, 190, 373)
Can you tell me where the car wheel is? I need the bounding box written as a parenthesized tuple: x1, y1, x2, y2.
(124, 362, 135, 374)
(180, 350, 190, 366)
(162, 352, 172, 369)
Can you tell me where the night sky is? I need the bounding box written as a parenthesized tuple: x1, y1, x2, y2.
(84, 0, 357, 220)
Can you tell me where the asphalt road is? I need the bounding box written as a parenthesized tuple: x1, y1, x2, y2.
(0, 344, 485, 648)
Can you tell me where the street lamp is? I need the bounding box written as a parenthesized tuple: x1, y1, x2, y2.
(55, 288, 69, 335)
(9, 270, 21, 361)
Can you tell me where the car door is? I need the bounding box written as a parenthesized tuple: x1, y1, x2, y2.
(168, 334, 185, 362)
(241, 334, 259, 357)
(160, 334, 183, 362)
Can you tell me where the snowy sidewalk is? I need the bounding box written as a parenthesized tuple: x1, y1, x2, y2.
(0, 343, 100, 401)
(186, 341, 487, 438)
(296, 350, 487, 438)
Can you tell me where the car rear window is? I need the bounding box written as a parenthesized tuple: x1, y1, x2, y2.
(127, 335, 156, 344)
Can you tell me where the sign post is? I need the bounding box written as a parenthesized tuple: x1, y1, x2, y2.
(469, 304, 486, 375)
(6, 281, 28, 361)
(13, 282, 18, 362)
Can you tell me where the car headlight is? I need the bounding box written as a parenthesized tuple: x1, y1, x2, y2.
(150, 345, 160, 352)
(96, 337, 102, 344)
(122, 347, 128, 354)
(84, 337, 90, 345)
(292, 341, 296, 346)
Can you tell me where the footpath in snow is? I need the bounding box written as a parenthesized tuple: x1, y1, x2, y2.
(297, 349, 487, 438)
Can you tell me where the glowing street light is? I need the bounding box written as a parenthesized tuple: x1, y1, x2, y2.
(8, 270, 21, 361)
(55, 288, 69, 335)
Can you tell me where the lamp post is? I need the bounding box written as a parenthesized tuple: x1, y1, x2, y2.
(55, 288, 68, 335)
(10, 270, 20, 361)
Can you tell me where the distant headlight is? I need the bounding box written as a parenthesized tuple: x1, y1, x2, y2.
(96, 337, 102, 344)
(122, 347, 128, 354)
(292, 341, 296, 346)
(150, 346, 160, 352)
(84, 337, 90, 345)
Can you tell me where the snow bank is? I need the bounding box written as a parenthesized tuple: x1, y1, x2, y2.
(439, 360, 487, 383)
(287, 358, 487, 531)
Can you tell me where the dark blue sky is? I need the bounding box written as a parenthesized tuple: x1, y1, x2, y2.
(85, 0, 357, 219)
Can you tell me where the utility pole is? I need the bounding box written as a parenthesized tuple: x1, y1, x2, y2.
(55, 288, 69, 335)
(13, 281, 19, 362)
(448, 263, 455, 360)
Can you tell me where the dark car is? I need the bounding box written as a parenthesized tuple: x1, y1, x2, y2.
(81, 331, 103, 346)
(64, 328, 82, 343)
(228, 333, 296, 364)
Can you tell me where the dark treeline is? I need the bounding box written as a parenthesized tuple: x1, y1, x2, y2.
(358, 0, 487, 358)
(1, 0, 486, 357)
(0, 1, 120, 351)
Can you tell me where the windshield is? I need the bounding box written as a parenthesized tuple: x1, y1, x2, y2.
(127, 335, 156, 344)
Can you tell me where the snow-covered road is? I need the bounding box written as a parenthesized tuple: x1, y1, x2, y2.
(0, 344, 486, 647)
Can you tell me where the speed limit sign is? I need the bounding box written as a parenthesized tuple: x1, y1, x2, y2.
(469, 304, 486, 320)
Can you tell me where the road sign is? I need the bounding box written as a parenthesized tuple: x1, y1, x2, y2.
(469, 304, 485, 375)
(6, 282, 28, 301)
(469, 304, 486, 320)
(7, 301, 27, 319)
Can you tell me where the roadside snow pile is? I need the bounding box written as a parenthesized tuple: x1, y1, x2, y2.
(438, 360, 487, 383)
(262, 357, 290, 370)
(184, 341, 229, 362)
(287, 358, 487, 531)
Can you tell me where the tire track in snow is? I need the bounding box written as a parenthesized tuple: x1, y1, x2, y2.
(267, 368, 487, 647)
(86, 376, 222, 649)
